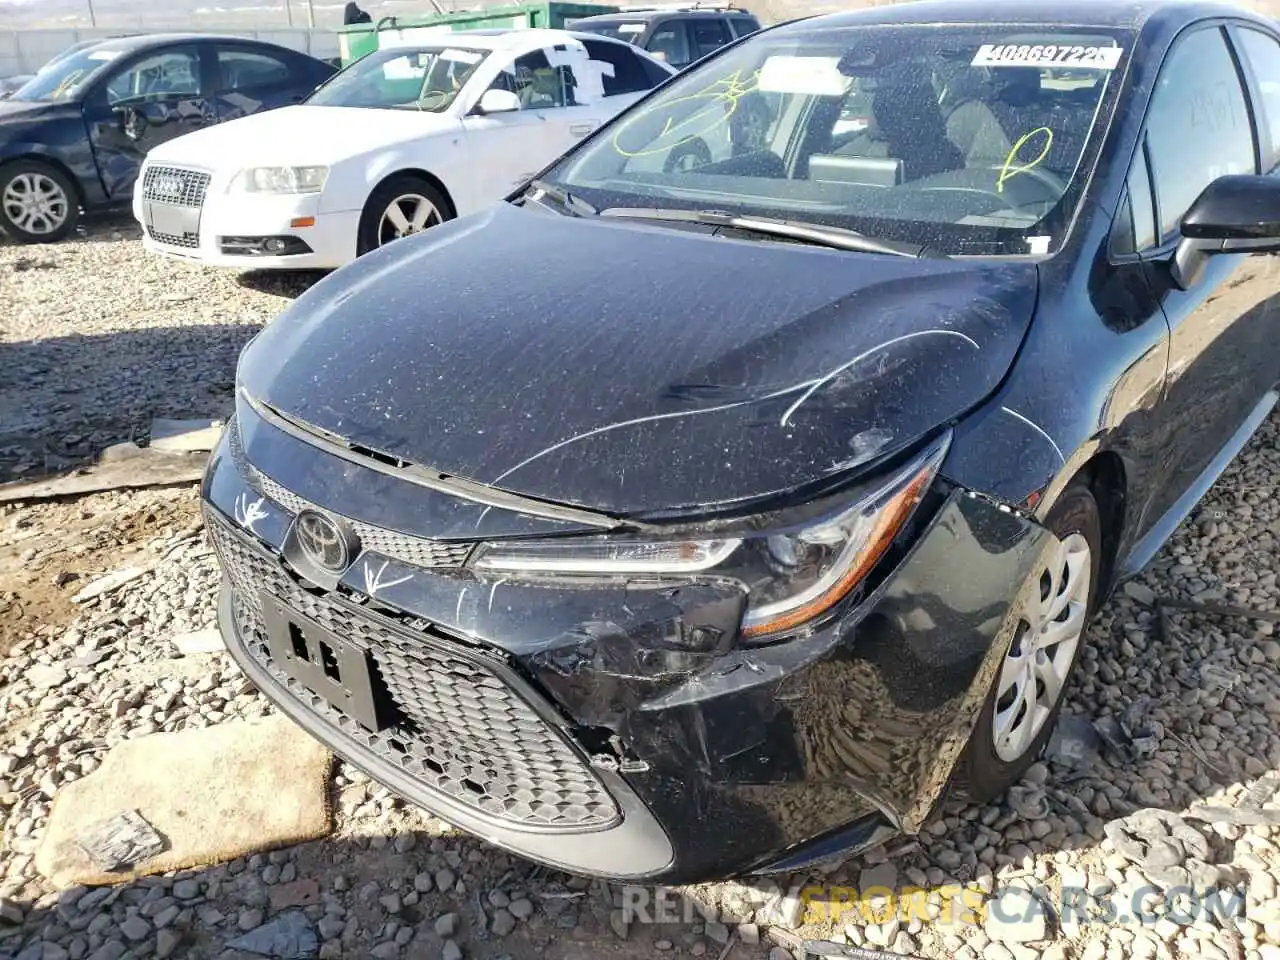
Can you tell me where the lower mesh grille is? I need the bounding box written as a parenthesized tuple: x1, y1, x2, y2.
(145, 228, 199, 249)
(209, 511, 619, 830)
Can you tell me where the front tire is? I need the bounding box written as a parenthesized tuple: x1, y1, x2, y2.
(956, 480, 1102, 802)
(0, 159, 80, 243)
(356, 175, 451, 256)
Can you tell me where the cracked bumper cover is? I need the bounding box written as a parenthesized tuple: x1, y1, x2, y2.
(204, 420, 1053, 883)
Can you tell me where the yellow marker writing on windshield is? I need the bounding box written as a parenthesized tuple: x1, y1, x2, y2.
(50, 70, 85, 101)
(611, 68, 760, 159)
(997, 126, 1053, 193)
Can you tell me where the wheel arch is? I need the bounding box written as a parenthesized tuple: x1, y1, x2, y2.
(0, 152, 86, 209)
(369, 167, 457, 219)
(1058, 450, 1128, 604)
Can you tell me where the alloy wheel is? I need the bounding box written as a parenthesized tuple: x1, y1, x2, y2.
(2, 172, 70, 236)
(992, 531, 1091, 762)
(377, 193, 440, 246)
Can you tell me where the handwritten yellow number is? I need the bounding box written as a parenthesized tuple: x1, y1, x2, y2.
(996, 126, 1054, 193)
(611, 68, 762, 159)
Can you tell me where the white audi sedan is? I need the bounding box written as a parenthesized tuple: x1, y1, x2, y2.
(132, 29, 674, 269)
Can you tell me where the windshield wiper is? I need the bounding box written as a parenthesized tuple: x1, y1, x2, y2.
(525, 179, 597, 218)
(598, 207, 926, 258)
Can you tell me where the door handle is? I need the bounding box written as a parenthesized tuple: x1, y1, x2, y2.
(570, 123, 595, 137)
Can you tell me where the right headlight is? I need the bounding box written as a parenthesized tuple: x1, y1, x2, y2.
(232, 166, 329, 194)
(471, 434, 948, 643)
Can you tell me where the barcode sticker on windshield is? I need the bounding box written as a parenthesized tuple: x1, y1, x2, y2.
(972, 43, 1123, 69)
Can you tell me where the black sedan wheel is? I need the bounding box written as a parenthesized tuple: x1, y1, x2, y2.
(957, 480, 1102, 802)
(0, 160, 79, 243)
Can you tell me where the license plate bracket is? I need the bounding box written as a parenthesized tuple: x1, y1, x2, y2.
(144, 201, 200, 241)
(260, 595, 392, 732)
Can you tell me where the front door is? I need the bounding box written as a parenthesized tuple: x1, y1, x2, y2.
(84, 44, 214, 201)
(1130, 24, 1280, 526)
(461, 47, 582, 205)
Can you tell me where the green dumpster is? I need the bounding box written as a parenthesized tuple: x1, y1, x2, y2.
(337, 3, 620, 66)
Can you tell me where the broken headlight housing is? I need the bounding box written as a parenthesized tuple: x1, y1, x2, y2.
(471, 435, 948, 643)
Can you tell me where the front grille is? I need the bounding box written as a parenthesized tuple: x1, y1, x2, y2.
(227, 423, 473, 569)
(146, 229, 199, 249)
(209, 512, 619, 830)
(142, 165, 211, 207)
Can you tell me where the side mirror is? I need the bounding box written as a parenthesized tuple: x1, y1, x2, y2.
(1173, 174, 1280, 289)
(473, 88, 521, 116)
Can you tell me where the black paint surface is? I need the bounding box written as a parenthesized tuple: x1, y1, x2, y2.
(243, 204, 1036, 515)
(209, 0, 1280, 882)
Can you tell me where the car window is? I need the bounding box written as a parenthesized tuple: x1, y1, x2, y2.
(217, 49, 292, 91)
(490, 49, 577, 109)
(639, 55, 673, 87)
(1144, 27, 1256, 242)
(689, 19, 731, 60)
(571, 19, 648, 45)
(730, 17, 761, 40)
(306, 45, 487, 111)
(549, 24, 1129, 256)
(647, 22, 691, 67)
(1235, 28, 1280, 172)
(10, 45, 125, 102)
(1114, 144, 1157, 255)
(582, 39, 661, 96)
(105, 49, 201, 104)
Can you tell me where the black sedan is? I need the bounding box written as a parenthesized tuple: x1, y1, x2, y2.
(0, 34, 334, 242)
(203, 0, 1280, 883)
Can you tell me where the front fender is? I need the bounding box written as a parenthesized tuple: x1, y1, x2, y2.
(0, 129, 106, 207)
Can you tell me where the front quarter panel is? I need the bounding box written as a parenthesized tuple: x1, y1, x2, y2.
(599, 488, 1053, 879)
(0, 112, 103, 207)
(317, 124, 465, 216)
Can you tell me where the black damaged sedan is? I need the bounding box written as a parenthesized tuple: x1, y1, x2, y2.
(204, 0, 1280, 882)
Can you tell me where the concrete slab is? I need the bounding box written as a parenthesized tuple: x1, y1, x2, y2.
(149, 418, 225, 454)
(36, 715, 333, 888)
(171, 627, 225, 655)
(0, 449, 207, 503)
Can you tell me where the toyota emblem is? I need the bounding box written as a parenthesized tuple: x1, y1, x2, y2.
(294, 511, 353, 573)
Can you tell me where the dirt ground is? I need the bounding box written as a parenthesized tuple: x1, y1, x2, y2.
(0, 486, 203, 658)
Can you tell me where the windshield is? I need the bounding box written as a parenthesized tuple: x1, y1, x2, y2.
(543, 24, 1130, 255)
(11, 46, 124, 102)
(307, 45, 489, 111)
(570, 19, 648, 44)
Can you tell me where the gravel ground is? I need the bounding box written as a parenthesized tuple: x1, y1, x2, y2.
(2, 217, 1280, 960)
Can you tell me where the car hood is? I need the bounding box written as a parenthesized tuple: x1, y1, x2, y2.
(147, 104, 457, 167)
(240, 204, 1039, 516)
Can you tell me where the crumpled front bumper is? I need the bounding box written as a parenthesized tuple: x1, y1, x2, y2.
(203, 412, 1054, 883)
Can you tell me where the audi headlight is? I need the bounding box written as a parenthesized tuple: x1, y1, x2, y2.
(233, 166, 329, 194)
(472, 435, 948, 643)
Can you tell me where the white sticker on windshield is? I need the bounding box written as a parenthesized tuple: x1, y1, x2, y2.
(758, 55, 852, 96)
(618, 23, 645, 33)
(442, 48, 482, 64)
(87, 50, 122, 61)
(383, 58, 421, 80)
(972, 43, 1123, 69)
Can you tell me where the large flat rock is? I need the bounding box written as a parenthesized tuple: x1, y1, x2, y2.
(36, 715, 333, 888)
